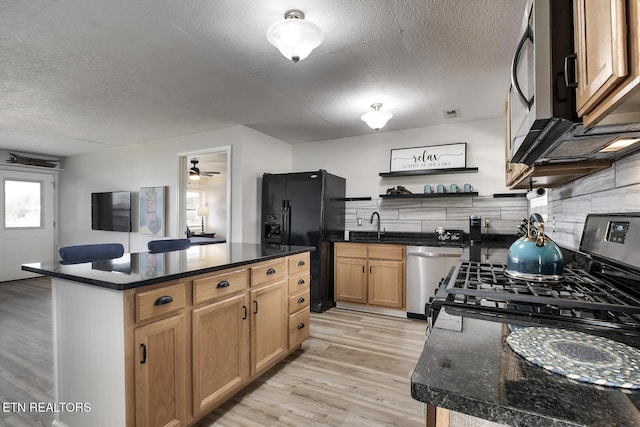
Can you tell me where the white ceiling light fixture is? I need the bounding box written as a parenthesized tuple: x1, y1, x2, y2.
(361, 103, 393, 130)
(266, 9, 323, 63)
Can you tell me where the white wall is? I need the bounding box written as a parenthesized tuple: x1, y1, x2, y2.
(58, 125, 292, 252)
(57, 118, 516, 252)
(292, 117, 512, 197)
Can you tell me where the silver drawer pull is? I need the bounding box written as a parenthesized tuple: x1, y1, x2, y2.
(297, 297, 305, 304)
(266, 268, 276, 275)
(298, 279, 305, 285)
(297, 260, 306, 266)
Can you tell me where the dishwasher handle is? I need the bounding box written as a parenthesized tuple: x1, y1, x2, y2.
(407, 251, 461, 258)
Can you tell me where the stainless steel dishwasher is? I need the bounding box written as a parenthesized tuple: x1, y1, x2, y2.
(406, 245, 462, 319)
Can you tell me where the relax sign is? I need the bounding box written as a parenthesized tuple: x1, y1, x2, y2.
(390, 143, 466, 172)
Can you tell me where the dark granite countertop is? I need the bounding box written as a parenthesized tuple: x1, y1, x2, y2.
(22, 243, 314, 291)
(332, 231, 517, 248)
(411, 243, 640, 426)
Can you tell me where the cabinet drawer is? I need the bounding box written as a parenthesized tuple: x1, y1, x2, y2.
(288, 252, 310, 276)
(193, 268, 249, 305)
(135, 282, 186, 323)
(335, 242, 367, 258)
(288, 273, 310, 294)
(288, 309, 310, 349)
(288, 289, 310, 314)
(251, 259, 287, 287)
(367, 244, 405, 261)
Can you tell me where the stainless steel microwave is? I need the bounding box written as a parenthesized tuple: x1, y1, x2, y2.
(508, 0, 577, 165)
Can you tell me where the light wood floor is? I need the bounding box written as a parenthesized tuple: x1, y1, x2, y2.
(0, 278, 427, 427)
(0, 277, 54, 427)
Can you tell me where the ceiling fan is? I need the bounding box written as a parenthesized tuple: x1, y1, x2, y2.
(189, 159, 220, 181)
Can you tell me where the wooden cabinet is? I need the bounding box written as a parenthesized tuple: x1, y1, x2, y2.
(191, 267, 250, 417)
(287, 252, 311, 350)
(334, 257, 367, 303)
(368, 260, 404, 308)
(250, 280, 287, 375)
(122, 252, 311, 427)
(334, 242, 405, 309)
(574, 0, 640, 127)
(134, 313, 187, 427)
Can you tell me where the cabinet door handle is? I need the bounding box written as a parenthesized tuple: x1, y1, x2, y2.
(217, 280, 230, 288)
(242, 305, 247, 320)
(266, 268, 276, 275)
(297, 260, 306, 266)
(564, 53, 578, 88)
(297, 297, 305, 304)
(362, 266, 365, 273)
(297, 322, 305, 330)
(154, 295, 173, 306)
(253, 300, 259, 314)
(369, 266, 372, 274)
(297, 279, 305, 285)
(140, 343, 147, 364)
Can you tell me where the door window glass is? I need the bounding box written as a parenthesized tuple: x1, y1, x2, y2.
(4, 179, 43, 228)
(186, 190, 204, 231)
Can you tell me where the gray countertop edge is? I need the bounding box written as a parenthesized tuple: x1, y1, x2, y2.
(410, 379, 579, 427)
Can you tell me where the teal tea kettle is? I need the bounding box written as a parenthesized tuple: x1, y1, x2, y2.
(505, 213, 564, 281)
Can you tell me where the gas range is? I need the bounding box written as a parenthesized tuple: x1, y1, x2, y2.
(437, 213, 640, 340)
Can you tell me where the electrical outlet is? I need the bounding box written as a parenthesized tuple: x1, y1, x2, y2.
(357, 217, 362, 226)
(484, 218, 491, 228)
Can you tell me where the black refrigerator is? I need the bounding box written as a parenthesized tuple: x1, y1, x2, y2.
(261, 170, 345, 312)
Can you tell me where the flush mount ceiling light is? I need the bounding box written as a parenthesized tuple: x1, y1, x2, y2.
(189, 159, 200, 181)
(361, 103, 393, 130)
(266, 9, 323, 63)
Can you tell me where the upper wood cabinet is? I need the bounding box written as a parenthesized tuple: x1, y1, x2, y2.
(574, 0, 640, 127)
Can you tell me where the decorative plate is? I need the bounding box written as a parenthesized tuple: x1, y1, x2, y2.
(506, 327, 640, 389)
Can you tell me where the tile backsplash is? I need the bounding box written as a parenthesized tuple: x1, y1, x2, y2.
(544, 150, 640, 250)
(346, 196, 527, 236)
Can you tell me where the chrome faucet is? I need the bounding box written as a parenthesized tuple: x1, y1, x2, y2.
(370, 211, 382, 240)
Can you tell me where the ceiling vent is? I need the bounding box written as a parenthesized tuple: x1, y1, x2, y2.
(443, 109, 460, 119)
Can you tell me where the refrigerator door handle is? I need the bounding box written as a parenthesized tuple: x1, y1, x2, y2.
(284, 201, 291, 244)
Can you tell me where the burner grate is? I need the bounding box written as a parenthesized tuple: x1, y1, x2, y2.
(443, 261, 640, 331)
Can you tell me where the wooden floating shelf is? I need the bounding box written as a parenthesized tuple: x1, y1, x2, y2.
(379, 192, 479, 199)
(342, 197, 372, 201)
(379, 167, 479, 177)
(492, 193, 527, 198)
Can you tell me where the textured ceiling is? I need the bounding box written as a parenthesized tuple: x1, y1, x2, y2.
(1, 0, 527, 157)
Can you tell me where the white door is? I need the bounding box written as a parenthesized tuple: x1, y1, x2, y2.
(0, 170, 55, 281)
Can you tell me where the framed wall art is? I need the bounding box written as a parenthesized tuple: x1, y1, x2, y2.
(139, 186, 165, 236)
(390, 143, 467, 172)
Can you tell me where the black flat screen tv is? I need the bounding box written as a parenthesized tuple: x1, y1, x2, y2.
(91, 191, 131, 232)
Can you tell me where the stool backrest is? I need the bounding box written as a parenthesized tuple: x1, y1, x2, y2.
(147, 238, 191, 253)
(59, 243, 125, 264)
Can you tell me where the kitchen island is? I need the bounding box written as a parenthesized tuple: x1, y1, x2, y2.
(410, 245, 640, 427)
(22, 243, 314, 427)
